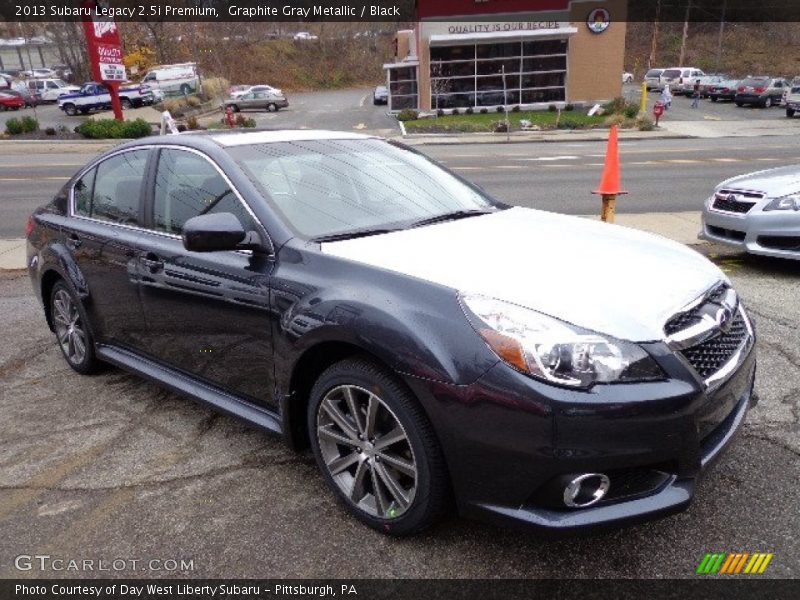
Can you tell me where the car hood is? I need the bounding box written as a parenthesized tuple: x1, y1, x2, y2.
(718, 164, 800, 196)
(321, 207, 725, 342)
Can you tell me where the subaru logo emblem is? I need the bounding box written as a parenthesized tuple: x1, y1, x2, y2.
(716, 307, 733, 333)
(727, 194, 738, 204)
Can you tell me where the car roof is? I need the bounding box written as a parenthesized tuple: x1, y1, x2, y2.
(115, 129, 378, 154)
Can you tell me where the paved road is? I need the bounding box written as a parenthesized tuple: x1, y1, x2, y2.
(3, 135, 799, 237)
(1, 245, 798, 578)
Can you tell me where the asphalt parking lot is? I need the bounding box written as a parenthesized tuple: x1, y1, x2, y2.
(1, 243, 798, 579)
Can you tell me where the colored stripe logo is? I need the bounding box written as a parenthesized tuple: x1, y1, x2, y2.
(697, 553, 773, 574)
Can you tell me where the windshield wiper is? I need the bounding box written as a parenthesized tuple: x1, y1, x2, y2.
(312, 228, 400, 243)
(408, 209, 495, 229)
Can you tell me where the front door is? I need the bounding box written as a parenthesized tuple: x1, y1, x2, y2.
(136, 148, 276, 407)
(64, 149, 151, 348)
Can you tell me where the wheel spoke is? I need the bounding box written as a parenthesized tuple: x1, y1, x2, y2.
(58, 330, 70, 345)
(374, 425, 406, 451)
(72, 330, 86, 359)
(327, 451, 360, 476)
(374, 462, 410, 509)
(364, 394, 379, 439)
(318, 424, 359, 448)
(53, 295, 70, 323)
(53, 312, 70, 327)
(322, 398, 359, 441)
(370, 463, 390, 516)
(343, 387, 363, 435)
(377, 452, 416, 478)
(350, 460, 369, 503)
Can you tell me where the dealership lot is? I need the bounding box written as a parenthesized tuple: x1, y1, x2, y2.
(0, 246, 798, 578)
(2, 86, 800, 578)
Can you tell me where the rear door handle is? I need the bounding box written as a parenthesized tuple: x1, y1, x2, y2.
(141, 253, 164, 273)
(66, 234, 81, 250)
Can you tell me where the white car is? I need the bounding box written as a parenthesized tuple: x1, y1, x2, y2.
(622, 72, 634, 84)
(25, 78, 80, 102)
(294, 32, 319, 41)
(230, 84, 282, 100)
(661, 67, 706, 95)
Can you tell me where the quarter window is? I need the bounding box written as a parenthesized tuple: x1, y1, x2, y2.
(153, 149, 256, 234)
(73, 150, 148, 225)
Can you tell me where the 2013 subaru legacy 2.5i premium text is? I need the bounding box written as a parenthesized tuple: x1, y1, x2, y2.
(26, 131, 756, 536)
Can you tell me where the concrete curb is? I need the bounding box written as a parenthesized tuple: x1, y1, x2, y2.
(0, 211, 707, 272)
(401, 129, 693, 146)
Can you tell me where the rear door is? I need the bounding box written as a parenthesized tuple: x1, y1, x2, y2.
(64, 148, 151, 348)
(135, 147, 276, 406)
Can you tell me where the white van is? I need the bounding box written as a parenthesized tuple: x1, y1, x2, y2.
(141, 63, 199, 96)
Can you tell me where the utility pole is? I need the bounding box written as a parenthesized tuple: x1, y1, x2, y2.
(678, 0, 692, 67)
(716, 0, 727, 73)
(649, 0, 661, 68)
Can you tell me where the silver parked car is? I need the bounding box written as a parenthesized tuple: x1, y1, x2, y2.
(645, 68, 664, 91)
(701, 166, 800, 259)
(223, 89, 289, 112)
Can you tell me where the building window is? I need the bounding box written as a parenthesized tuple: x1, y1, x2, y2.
(388, 66, 418, 110)
(430, 39, 567, 109)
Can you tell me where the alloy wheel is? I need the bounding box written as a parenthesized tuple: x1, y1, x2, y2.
(316, 385, 417, 519)
(52, 289, 87, 365)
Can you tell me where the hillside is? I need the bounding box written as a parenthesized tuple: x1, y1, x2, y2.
(625, 22, 800, 78)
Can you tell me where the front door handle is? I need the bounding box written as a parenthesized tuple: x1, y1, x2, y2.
(141, 253, 164, 273)
(66, 234, 82, 250)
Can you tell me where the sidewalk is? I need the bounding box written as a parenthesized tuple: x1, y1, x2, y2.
(0, 211, 704, 272)
(659, 119, 800, 138)
(401, 127, 688, 146)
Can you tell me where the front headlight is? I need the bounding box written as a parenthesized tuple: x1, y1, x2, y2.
(460, 295, 664, 389)
(763, 193, 800, 211)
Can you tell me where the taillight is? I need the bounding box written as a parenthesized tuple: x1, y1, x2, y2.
(25, 215, 35, 238)
(755, 87, 766, 93)
(738, 86, 745, 92)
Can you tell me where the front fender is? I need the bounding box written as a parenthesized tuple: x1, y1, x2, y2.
(271, 244, 500, 395)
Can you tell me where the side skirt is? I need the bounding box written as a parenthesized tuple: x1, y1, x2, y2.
(96, 344, 283, 436)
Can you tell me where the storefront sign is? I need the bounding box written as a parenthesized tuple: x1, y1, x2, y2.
(586, 8, 611, 34)
(423, 20, 570, 38)
(80, 0, 127, 83)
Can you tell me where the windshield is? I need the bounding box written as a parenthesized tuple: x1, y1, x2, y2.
(230, 139, 500, 240)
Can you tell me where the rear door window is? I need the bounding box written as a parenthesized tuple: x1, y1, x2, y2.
(74, 150, 148, 225)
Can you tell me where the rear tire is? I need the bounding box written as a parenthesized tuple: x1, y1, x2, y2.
(120, 97, 132, 109)
(711, 96, 718, 102)
(63, 103, 77, 116)
(50, 281, 101, 375)
(735, 101, 744, 107)
(180, 84, 191, 96)
(267, 103, 277, 112)
(788, 108, 796, 118)
(307, 357, 449, 536)
(763, 97, 773, 108)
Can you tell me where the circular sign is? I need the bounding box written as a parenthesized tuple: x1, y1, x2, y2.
(587, 8, 611, 34)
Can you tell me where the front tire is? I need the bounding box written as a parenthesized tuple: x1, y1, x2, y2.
(50, 281, 100, 375)
(788, 108, 796, 118)
(307, 357, 449, 536)
(63, 103, 77, 116)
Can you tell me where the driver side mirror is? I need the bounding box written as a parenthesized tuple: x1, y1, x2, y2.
(182, 212, 262, 253)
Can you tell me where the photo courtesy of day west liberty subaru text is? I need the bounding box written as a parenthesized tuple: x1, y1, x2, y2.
(4, 0, 417, 22)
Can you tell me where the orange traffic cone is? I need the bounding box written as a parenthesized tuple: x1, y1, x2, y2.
(592, 125, 627, 223)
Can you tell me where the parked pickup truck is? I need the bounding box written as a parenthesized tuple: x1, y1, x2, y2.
(58, 81, 155, 116)
(786, 86, 800, 118)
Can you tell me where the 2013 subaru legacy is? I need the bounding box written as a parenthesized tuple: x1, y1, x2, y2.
(26, 131, 757, 536)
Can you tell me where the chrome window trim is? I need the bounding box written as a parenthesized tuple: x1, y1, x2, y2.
(68, 144, 273, 254)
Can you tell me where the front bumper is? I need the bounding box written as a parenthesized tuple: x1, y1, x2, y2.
(700, 204, 800, 259)
(404, 337, 756, 534)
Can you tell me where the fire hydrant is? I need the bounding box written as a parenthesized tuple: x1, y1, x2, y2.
(653, 101, 665, 126)
(225, 105, 236, 128)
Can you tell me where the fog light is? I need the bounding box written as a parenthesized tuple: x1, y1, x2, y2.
(563, 473, 611, 508)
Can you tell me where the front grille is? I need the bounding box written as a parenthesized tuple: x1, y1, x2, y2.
(712, 195, 755, 214)
(664, 283, 728, 335)
(681, 311, 748, 379)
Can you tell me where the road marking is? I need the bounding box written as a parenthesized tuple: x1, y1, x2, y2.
(515, 155, 580, 162)
(353, 123, 367, 130)
(0, 176, 67, 181)
(359, 93, 369, 108)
